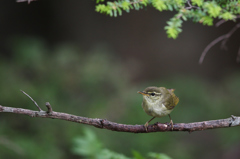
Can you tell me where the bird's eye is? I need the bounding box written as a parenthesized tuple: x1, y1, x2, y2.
(150, 92, 155, 96)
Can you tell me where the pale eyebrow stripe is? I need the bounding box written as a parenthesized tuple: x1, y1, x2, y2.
(148, 92, 161, 95)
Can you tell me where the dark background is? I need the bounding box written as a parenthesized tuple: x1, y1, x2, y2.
(0, 0, 240, 159)
(1, 0, 240, 78)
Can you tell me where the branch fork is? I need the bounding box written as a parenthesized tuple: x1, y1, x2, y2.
(20, 90, 53, 116)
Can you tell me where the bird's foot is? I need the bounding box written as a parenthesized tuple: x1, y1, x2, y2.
(144, 122, 149, 132)
(169, 120, 174, 130)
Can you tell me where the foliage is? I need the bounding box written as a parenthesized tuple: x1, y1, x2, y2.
(148, 152, 172, 159)
(95, 0, 240, 39)
(72, 129, 103, 157)
(72, 128, 171, 159)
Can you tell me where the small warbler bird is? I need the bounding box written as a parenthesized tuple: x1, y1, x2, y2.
(138, 86, 179, 131)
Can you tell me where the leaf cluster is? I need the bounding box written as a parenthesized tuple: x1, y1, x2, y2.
(95, 0, 240, 39)
(72, 128, 172, 159)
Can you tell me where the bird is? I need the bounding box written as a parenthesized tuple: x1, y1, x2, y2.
(138, 86, 179, 131)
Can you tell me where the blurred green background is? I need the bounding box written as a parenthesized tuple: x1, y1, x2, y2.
(1, 1, 240, 159)
(1, 38, 240, 159)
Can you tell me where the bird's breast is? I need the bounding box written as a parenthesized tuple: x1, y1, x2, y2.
(142, 101, 173, 117)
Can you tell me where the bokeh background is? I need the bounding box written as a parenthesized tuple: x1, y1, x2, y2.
(1, 0, 240, 159)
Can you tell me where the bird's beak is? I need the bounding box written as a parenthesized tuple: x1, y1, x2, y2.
(137, 91, 149, 96)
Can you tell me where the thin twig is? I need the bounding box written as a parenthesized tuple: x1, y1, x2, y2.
(199, 35, 226, 64)
(221, 23, 240, 50)
(216, 15, 240, 27)
(0, 105, 239, 133)
(237, 46, 240, 63)
(20, 90, 42, 111)
(45, 102, 53, 115)
(178, 1, 199, 19)
(199, 23, 240, 64)
(187, 0, 191, 6)
(185, 0, 199, 9)
(216, 19, 228, 27)
(16, 0, 36, 4)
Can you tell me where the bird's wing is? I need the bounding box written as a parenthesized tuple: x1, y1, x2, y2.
(163, 101, 175, 110)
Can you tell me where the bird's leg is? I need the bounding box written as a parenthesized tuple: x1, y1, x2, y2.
(144, 117, 155, 131)
(168, 114, 173, 130)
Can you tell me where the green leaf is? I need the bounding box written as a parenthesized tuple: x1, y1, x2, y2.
(95, 4, 107, 13)
(132, 150, 145, 159)
(204, 2, 222, 18)
(165, 17, 182, 39)
(182, 15, 187, 21)
(152, 0, 167, 11)
(72, 128, 103, 156)
(192, 0, 203, 7)
(97, 149, 131, 159)
(173, 0, 185, 7)
(133, 3, 140, 10)
(109, 10, 113, 16)
(122, 1, 131, 10)
(117, 8, 122, 16)
(199, 16, 213, 26)
(114, 9, 118, 17)
(141, 0, 149, 6)
(148, 152, 172, 159)
(220, 12, 236, 20)
(96, 0, 105, 3)
(165, 26, 178, 39)
(167, 4, 173, 11)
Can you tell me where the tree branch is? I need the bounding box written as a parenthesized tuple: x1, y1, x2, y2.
(20, 90, 42, 111)
(16, 0, 36, 4)
(237, 45, 240, 62)
(199, 35, 226, 64)
(199, 23, 240, 64)
(0, 104, 239, 133)
(185, 0, 199, 10)
(215, 15, 240, 27)
(220, 23, 240, 50)
(1, 91, 239, 133)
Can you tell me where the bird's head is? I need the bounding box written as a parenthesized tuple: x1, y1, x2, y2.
(137, 86, 168, 104)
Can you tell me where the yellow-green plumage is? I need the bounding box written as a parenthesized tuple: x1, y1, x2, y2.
(138, 86, 179, 131)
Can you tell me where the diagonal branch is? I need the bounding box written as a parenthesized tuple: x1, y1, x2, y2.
(16, 0, 36, 4)
(199, 35, 226, 64)
(0, 105, 239, 133)
(237, 45, 240, 62)
(21, 90, 42, 111)
(199, 23, 240, 64)
(215, 15, 240, 27)
(220, 23, 240, 50)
